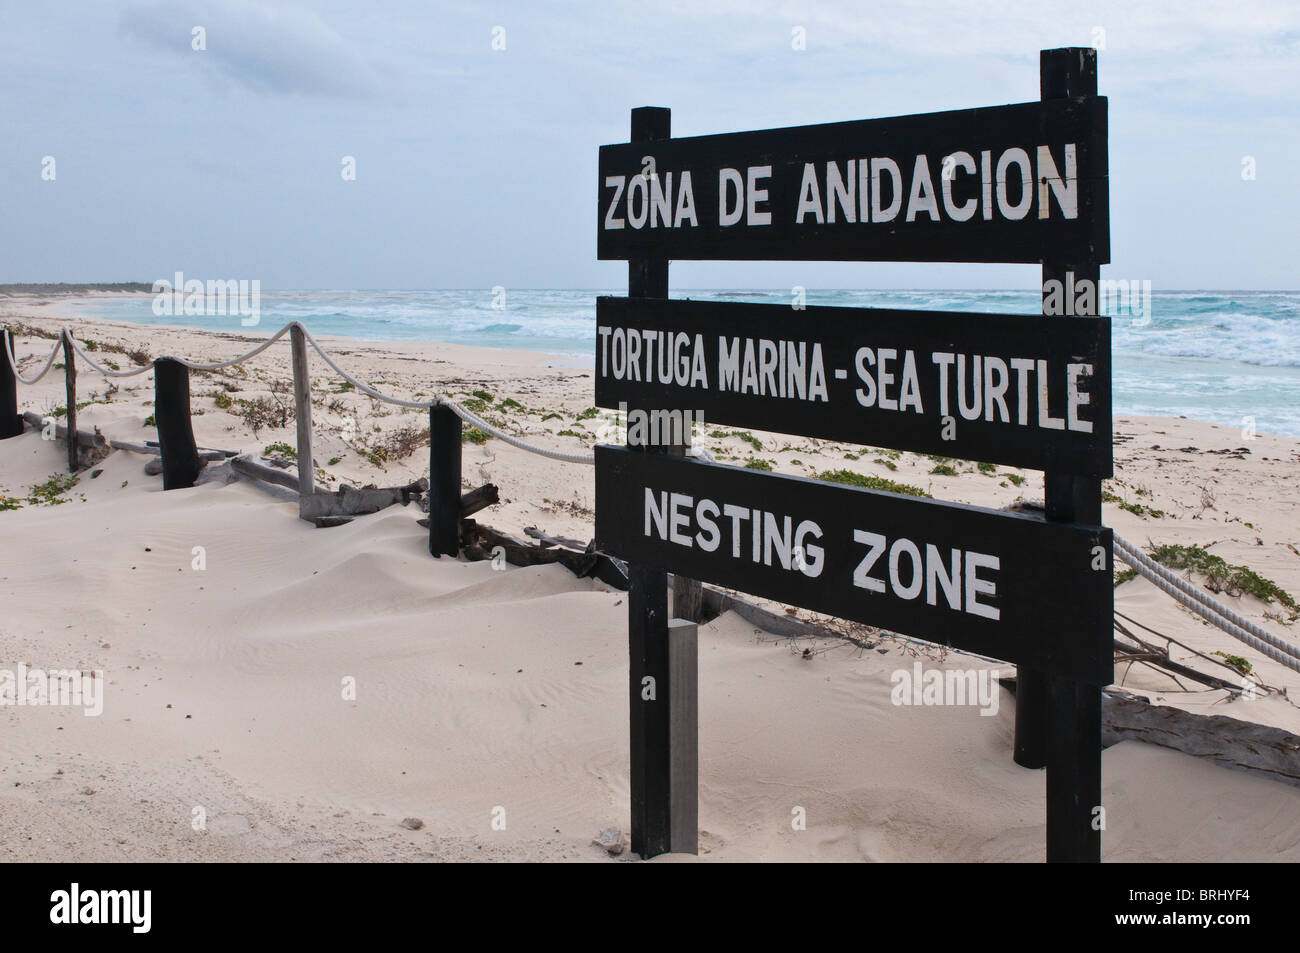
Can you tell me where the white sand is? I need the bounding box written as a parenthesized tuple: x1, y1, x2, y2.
(1, 296, 1298, 862)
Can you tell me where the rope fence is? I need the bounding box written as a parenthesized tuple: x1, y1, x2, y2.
(3, 320, 1298, 673)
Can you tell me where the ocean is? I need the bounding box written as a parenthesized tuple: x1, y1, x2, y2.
(79, 289, 1300, 438)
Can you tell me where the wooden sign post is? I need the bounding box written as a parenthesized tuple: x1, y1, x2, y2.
(1040, 46, 1105, 864)
(623, 106, 701, 859)
(597, 48, 1112, 862)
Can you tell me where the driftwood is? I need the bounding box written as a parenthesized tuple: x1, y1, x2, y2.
(227, 456, 418, 524)
(1102, 688, 1300, 789)
(21, 410, 106, 449)
(110, 439, 229, 463)
(466, 523, 630, 590)
(20, 409, 110, 469)
(459, 483, 499, 518)
(142, 439, 236, 458)
(416, 484, 501, 528)
(230, 454, 426, 526)
(523, 526, 589, 549)
(997, 677, 1300, 790)
(473, 524, 592, 570)
(312, 516, 355, 528)
(298, 478, 427, 521)
(1113, 611, 1275, 695)
(230, 454, 309, 492)
(1113, 631, 1240, 693)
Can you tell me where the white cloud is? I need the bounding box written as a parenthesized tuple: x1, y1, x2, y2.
(121, 0, 382, 98)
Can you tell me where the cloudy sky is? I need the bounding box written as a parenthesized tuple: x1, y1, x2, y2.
(2, 1, 1297, 289)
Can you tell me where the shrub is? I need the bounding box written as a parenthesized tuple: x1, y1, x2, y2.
(1213, 651, 1253, 676)
(234, 395, 293, 436)
(815, 469, 930, 497)
(373, 425, 429, 460)
(1148, 543, 1297, 614)
(27, 473, 79, 505)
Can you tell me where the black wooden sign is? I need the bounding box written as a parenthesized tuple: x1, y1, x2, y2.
(595, 296, 1112, 476)
(601, 48, 1113, 863)
(598, 99, 1108, 264)
(596, 445, 1114, 685)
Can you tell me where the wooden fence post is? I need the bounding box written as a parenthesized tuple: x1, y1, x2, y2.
(289, 325, 314, 508)
(61, 331, 77, 472)
(0, 330, 21, 439)
(153, 357, 202, 490)
(428, 403, 461, 556)
(1038, 46, 1106, 863)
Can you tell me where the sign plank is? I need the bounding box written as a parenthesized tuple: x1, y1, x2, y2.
(595, 296, 1112, 476)
(598, 98, 1108, 264)
(595, 446, 1113, 684)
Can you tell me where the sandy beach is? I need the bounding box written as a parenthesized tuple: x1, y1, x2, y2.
(2, 293, 1298, 862)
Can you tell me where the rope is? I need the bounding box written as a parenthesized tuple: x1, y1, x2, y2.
(1113, 535, 1300, 674)
(4, 334, 63, 384)
(65, 336, 154, 378)
(295, 324, 437, 409)
(1114, 535, 1300, 661)
(7, 320, 598, 466)
(293, 323, 596, 465)
(169, 323, 295, 371)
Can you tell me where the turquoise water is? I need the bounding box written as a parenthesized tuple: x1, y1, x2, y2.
(80, 289, 1300, 437)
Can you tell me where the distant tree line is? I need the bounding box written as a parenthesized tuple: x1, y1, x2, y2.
(0, 282, 152, 295)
